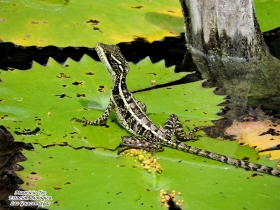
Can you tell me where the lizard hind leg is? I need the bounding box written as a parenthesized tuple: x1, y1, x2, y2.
(164, 114, 204, 140)
(118, 136, 164, 155)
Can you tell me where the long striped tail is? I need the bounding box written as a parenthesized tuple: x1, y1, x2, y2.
(169, 140, 280, 177)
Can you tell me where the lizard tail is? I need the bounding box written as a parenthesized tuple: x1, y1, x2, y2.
(173, 142, 280, 177)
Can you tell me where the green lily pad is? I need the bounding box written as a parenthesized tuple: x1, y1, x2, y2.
(19, 144, 162, 209)
(17, 141, 280, 209)
(0, 0, 183, 47)
(0, 0, 279, 47)
(254, 0, 280, 32)
(1, 55, 124, 149)
(1, 54, 278, 209)
(0, 56, 220, 149)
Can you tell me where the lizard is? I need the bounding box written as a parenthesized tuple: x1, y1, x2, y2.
(72, 42, 280, 177)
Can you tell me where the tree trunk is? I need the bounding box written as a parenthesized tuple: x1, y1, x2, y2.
(179, 0, 280, 118)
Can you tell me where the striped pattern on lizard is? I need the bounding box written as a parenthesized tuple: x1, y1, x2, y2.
(72, 43, 280, 177)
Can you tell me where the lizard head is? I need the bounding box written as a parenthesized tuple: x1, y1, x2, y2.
(96, 43, 129, 81)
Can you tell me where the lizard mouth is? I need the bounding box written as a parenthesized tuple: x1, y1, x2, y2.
(95, 42, 129, 78)
(95, 43, 116, 76)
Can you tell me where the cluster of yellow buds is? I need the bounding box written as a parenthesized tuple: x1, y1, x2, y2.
(159, 189, 184, 209)
(123, 149, 163, 173)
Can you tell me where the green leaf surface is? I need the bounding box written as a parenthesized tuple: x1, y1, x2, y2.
(0, 55, 124, 149)
(2, 55, 278, 209)
(134, 82, 221, 126)
(254, 0, 280, 32)
(0, 0, 279, 47)
(0, 0, 183, 47)
(127, 58, 188, 90)
(18, 142, 280, 210)
(0, 56, 219, 149)
(19, 145, 162, 209)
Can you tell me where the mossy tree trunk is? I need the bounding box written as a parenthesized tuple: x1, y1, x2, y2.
(179, 0, 280, 118)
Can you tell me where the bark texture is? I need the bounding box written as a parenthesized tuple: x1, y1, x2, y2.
(179, 0, 280, 117)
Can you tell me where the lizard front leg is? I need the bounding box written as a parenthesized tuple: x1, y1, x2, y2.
(163, 114, 205, 140)
(135, 100, 147, 113)
(118, 136, 164, 155)
(72, 100, 114, 125)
